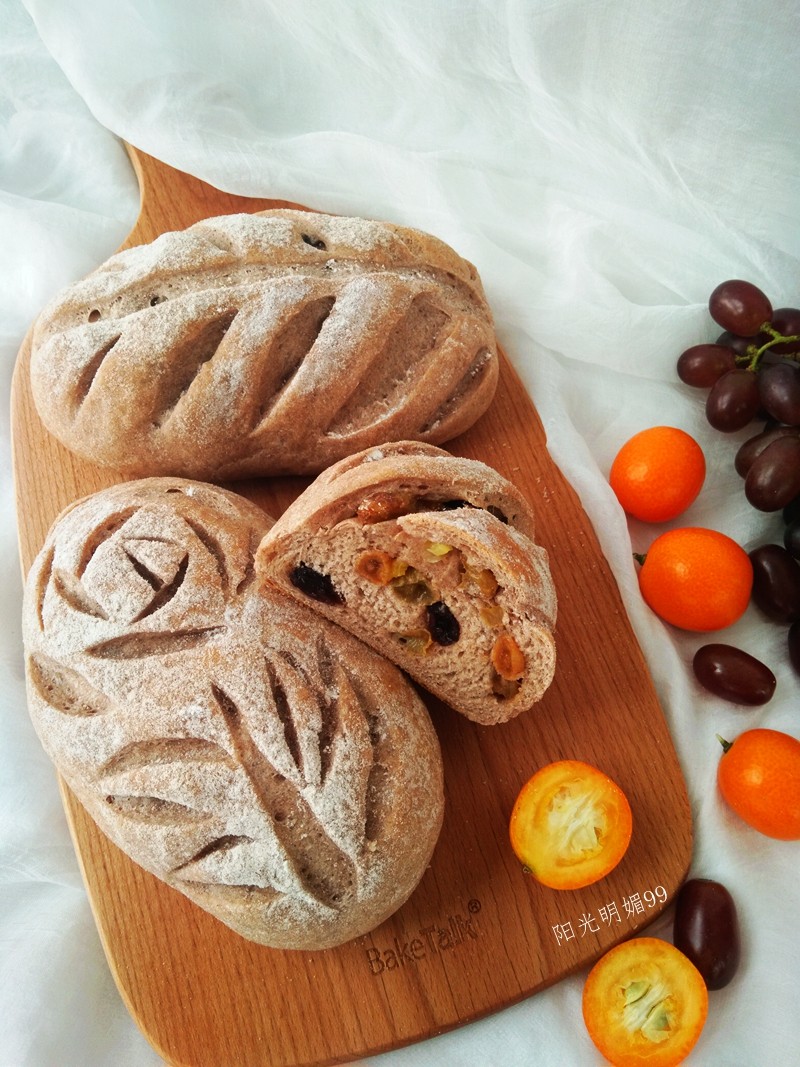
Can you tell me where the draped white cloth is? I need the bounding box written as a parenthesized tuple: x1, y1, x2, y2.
(2, 1, 799, 1063)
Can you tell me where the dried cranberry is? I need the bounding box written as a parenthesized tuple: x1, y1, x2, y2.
(289, 562, 344, 605)
(426, 601, 460, 645)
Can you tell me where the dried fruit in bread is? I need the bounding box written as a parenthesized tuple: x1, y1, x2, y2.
(256, 443, 557, 725)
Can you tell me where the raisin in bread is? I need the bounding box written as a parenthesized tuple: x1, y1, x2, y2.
(22, 477, 444, 950)
(256, 443, 557, 725)
(29, 209, 497, 479)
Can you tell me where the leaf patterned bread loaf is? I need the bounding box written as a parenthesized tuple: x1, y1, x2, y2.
(29, 209, 498, 479)
(256, 442, 557, 726)
(22, 478, 444, 950)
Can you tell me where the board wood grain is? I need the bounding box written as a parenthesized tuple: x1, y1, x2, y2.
(10, 145, 693, 1067)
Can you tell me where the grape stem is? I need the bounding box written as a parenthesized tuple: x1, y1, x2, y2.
(740, 324, 800, 371)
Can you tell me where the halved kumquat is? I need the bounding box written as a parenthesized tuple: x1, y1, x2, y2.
(509, 759, 632, 890)
(583, 937, 708, 1067)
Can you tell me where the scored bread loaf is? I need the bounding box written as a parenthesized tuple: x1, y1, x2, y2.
(21, 477, 444, 950)
(256, 442, 557, 725)
(29, 209, 498, 479)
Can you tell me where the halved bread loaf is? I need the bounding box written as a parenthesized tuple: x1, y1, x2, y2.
(29, 209, 497, 479)
(21, 477, 444, 950)
(256, 443, 557, 725)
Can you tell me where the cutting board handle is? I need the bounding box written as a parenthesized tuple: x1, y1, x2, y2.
(121, 142, 309, 249)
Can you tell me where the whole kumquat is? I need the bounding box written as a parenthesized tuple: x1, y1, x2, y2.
(717, 728, 800, 840)
(636, 527, 753, 632)
(609, 426, 706, 523)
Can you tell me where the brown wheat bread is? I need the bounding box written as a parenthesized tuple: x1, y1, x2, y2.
(29, 210, 497, 479)
(21, 477, 444, 950)
(256, 443, 557, 725)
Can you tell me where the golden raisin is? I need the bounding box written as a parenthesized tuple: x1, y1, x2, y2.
(491, 633, 526, 680)
(392, 629, 433, 655)
(355, 550, 407, 585)
(480, 603, 504, 627)
(461, 565, 499, 598)
(475, 568, 499, 598)
(356, 491, 416, 524)
(426, 541, 453, 558)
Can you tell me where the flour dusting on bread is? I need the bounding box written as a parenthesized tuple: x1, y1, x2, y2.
(22, 478, 444, 950)
(30, 209, 498, 479)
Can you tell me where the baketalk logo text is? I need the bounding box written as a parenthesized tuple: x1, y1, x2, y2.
(365, 899, 482, 975)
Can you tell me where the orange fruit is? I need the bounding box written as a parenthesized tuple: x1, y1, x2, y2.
(582, 937, 708, 1067)
(717, 729, 800, 840)
(637, 527, 752, 632)
(508, 760, 632, 890)
(610, 426, 705, 522)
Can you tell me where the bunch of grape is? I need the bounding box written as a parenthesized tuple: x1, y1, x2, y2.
(676, 279, 800, 693)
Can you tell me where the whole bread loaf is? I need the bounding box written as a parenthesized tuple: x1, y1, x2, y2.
(21, 477, 444, 950)
(256, 443, 557, 725)
(30, 209, 498, 479)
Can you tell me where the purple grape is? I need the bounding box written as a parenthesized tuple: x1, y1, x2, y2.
(757, 361, 800, 426)
(716, 330, 754, 357)
(735, 425, 800, 478)
(785, 495, 800, 525)
(709, 280, 772, 337)
(749, 544, 800, 623)
(673, 879, 741, 990)
(745, 436, 800, 511)
(693, 643, 776, 706)
(768, 307, 800, 355)
(790, 621, 800, 675)
(785, 519, 800, 560)
(706, 368, 761, 432)
(677, 344, 736, 387)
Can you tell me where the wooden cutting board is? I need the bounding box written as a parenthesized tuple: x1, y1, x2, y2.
(10, 145, 693, 1067)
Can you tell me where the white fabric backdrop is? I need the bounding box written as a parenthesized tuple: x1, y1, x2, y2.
(2, 1, 799, 1063)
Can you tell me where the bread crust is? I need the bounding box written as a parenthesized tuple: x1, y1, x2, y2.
(22, 477, 444, 950)
(30, 210, 498, 479)
(256, 443, 557, 724)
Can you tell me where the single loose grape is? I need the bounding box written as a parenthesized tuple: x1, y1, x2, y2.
(692, 643, 776, 706)
(673, 878, 741, 990)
